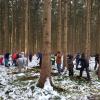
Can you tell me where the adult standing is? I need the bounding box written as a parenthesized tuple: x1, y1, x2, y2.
(67, 54, 74, 76)
(79, 53, 90, 80)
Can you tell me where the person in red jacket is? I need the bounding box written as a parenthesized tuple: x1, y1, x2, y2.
(56, 51, 62, 74)
(0, 57, 3, 65)
(12, 53, 17, 66)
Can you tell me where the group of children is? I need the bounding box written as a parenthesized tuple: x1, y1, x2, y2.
(55, 52, 99, 80)
(0, 51, 42, 71)
(0, 51, 99, 80)
(0, 52, 28, 72)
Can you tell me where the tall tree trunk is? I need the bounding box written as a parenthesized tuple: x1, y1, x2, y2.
(21, 0, 25, 52)
(57, 0, 62, 52)
(97, 1, 100, 79)
(96, 1, 100, 53)
(11, 0, 17, 53)
(37, 0, 51, 88)
(85, 0, 91, 57)
(63, 0, 68, 69)
(25, 0, 29, 54)
(4, 0, 9, 52)
(1, 1, 5, 52)
(0, 1, 2, 52)
(68, 1, 73, 54)
(10, 0, 14, 53)
(72, 0, 76, 54)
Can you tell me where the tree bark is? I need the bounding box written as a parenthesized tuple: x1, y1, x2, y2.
(4, 0, 9, 52)
(25, 0, 29, 54)
(37, 0, 51, 88)
(63, 0, 68, 69)
(85, 0, 91, 57)
(57, 0, 62, 52)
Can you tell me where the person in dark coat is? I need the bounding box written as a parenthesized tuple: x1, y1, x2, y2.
(94, 54, 99, 70)
(67, 54, 74, 76)
(4, 52, 10, 67)
(75, 53, 81, 70)
(37, 52, 42, 68)
(79, 53, 90, 80)
(29, 53, 32, 62)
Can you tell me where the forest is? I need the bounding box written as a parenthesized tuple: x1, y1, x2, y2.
(0, 0, 100, 100)
(0, 0, 100, 54)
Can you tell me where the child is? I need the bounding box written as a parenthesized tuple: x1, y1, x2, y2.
(56, 51, 62, 74)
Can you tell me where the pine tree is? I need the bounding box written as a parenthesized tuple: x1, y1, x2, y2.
(37, 0, 51, 88)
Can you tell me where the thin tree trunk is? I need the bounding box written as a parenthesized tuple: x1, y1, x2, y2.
(57, 0, 62, 52)
(85, 0, 91, 57)
(10, 0, 14, 53)
(11, 0, 17, 53)
(25, 0, 29, 55)
(63, 0, 68, 69)
(0, 2, 2, 52)
(4, 0, 9, 52)
(97, 1, 100, 79)
(21, 1, 25, 52)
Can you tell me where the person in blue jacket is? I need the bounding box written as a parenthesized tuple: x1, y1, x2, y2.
(4, 52, 10, 67)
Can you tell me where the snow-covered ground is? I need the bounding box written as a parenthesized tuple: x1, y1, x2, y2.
(0, 57, 100, 100)
(28, 54, 40, 67)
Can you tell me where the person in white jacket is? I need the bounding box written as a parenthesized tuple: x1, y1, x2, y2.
(17, 54, 27, 72)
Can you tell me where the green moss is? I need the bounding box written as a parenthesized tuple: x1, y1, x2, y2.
(52, 96, 61, 99)
(0, 97, 3, 100)
(18, 76, 39, 81)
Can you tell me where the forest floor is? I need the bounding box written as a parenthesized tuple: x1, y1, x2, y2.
(0, 57, 100, 100)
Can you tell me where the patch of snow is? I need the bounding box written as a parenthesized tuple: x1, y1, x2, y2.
(28, 54, 39, 67)
(16, 73, 25, 77)
(43, 78, 53, 92)
(0, 56, 100, 100)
